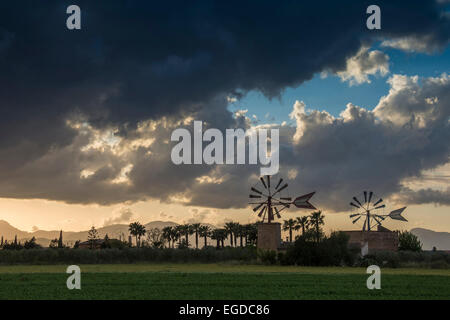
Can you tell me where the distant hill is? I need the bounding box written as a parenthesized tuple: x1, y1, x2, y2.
(0, 220, 29, 239)
(410, 228, 450, 250)
(0, 219, 217, 247)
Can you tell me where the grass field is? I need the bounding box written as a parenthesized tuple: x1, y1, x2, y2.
(0, 264, 449, 299)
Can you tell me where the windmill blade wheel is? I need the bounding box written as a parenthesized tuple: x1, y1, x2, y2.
(348, 191, 407, 232)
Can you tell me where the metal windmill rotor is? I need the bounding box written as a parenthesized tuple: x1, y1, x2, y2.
(349, 190, 407, 231)
(249, 175, 316, 223)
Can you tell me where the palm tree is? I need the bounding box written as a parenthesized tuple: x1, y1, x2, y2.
(295, 216, 310, 237)
(224, 222, 234, 246)
(241, 225, 249, 246)
(172, 227, 181, 248)
(210, 228, 225, 248)
(191, 223, 202, 249)
(174, 225, 183, 247)
(128, 222, 146, 247)
(236, 224, 245, 247)
(231, 222, 241, 247)
(179, 224, 193, 247)
(162, 226, 173, 248)
(309, 211, 325, 243)
(218, 229, 228, 248)
(198, 225, 211, 248)
(244, 223, 258, 246)
(211, 229, 222, 248)
(283, 219, 296, 243)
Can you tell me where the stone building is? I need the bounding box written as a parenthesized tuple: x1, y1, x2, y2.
(257, 222, 281, 251)
(343, 227, 399, 254)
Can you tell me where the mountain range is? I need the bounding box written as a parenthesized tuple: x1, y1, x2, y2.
(410, 228, 450, 251)
(0, 220, 182, 247)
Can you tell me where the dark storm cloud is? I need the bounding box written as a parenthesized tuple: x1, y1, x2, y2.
(1, 0, 448, 124)
(397, 188, 450, 206)
(0, 1, 448, 207)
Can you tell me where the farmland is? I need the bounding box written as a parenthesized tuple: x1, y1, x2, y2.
(0, 264, 448, 299)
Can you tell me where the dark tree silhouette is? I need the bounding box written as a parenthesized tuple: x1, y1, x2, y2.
(283, 219, 296, 242)
(199, 225, 211, 248)
(309, 211, 325, 243)
(128, 222, 146, 247)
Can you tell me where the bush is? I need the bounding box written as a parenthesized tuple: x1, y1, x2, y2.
(24, 237, 42, 250)
(280, 231, 357, 266)
(100, 239, 128, 249)
(355, 250, 450, 269)
(357, 251, 400, 268)
(0, 246, 257, 265)
(398, 231, 422, 252)
(2, 242, 23, 250)
(258, 249, 277, 265)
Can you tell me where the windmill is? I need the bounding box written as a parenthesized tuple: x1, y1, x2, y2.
(249, 175, 316, 223)
(349, 190, 407, 231)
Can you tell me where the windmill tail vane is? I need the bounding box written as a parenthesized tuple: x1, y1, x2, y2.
(293, 192, 316, 209)
(249, 175, 316, 223)
(388, 207, 407, 221)
(349, 190, 407, 231)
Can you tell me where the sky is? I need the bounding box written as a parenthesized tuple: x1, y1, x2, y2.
(233, 46, 450, 122)
(0, 1, 449, 234)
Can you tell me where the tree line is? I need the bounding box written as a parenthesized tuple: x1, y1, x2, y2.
(127, 222, 258, 249)
(0, 222, 259, 250)
(0, 208, 423, 253)
(282, 211, 325, 243)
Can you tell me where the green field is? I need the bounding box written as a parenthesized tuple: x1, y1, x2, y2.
(0, 264, 449, 299)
